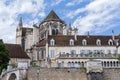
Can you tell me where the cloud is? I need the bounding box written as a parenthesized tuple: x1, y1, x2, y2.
(66, 8, 85, 19)
(72, 0, 120, 34)
(51, 0, 63, 6)
(66, 0, 83, 7)
(0, 0, 46, 43)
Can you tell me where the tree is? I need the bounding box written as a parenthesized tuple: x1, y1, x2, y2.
(0, 40, 10, 74)
(117, 54, 120, 64)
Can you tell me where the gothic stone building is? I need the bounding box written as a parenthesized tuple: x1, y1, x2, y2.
(16, 10, 120, 68)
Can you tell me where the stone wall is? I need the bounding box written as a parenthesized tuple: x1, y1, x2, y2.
(103, 68, 120, 80)
(27, 67, 120, 80)
(27, 67, 87, 80)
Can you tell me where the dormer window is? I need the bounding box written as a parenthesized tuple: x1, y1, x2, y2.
(96, 39, 101, 46)
(82, 39, 87, 46)
(70, 39, 74, 46)
(108, 39, 113, 46)
(50, 39, 55, 46)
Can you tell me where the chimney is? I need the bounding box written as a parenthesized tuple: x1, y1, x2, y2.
(74, 27, 78, 40)
(112, 30, 115, 40)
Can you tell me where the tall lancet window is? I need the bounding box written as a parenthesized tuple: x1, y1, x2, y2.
(52, 29, 56, 35)
(52, 29, 58, 35)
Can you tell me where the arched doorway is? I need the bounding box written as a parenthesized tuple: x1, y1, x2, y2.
(8, 73, 17, 80)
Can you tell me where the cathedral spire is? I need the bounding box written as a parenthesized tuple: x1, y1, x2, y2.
(19, 17, 23, 27)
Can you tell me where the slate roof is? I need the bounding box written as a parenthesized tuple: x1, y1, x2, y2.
(36, 39, 46, 47)
(40, 10, 65, 24)
(5, 44, 30, 59)
(47, 35, 120, 46)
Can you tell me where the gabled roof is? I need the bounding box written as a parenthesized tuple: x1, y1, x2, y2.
(5, 44, 30, 59)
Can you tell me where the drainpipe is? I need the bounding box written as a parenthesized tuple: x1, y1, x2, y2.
(45, 29, 50, 68)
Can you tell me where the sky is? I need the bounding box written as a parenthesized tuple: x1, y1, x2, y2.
(0, 0, 120, 43)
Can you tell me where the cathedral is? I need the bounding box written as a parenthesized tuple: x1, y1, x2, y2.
(16, 10, 120, 68)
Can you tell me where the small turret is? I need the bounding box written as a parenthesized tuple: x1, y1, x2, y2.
(19, 17, 23, 27)
(112, 30, 115, 40)
(87, 31, 90, 38)
(68, 23, 72, 35)
(16, 17, 23, 45)
(74, 27, 78, 40)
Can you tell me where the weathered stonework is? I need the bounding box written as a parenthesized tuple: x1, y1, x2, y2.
(27, 67, 87, 80)
(27, 68, 120, 80)
(103, 68, 120, 80)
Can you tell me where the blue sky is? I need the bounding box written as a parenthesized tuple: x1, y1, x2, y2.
(0, 0, 120, 43)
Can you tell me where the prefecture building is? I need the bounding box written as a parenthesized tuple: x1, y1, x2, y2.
(16, 10, 120, 68)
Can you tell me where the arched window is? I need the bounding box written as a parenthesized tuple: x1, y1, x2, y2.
(52, 29, 55, 35)
(82, 39, 87, 46)
(52, 29, 58, 35)
(9, 73, 17, 80)
(50, 39, 55, 46)
(67, 62, 71, 67)
(108, 39, 113, 45)
(70, 39, 74, 46)
(56, 29, 58, 34)
(96, 39, 101, 46)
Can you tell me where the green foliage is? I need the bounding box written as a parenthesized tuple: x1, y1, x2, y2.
(0, 40, 10, 74)
(9, 64, 17, 68)
(117, 54, 120, 63)
(80, 67, 86, 72)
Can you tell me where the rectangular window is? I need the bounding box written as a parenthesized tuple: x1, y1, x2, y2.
(87, 50, 91, 54)
(100, 50, 104, 54)
(41, 50, 44, 59)
(113, 50, 117, 54)
(107, 50, 111, 54)
(94, 50, 97, 54)
(71, 50, 76, 55)
(50, 50, 55, 58)
(80, 50, 85, 54)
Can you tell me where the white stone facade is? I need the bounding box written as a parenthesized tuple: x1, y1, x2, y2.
(16, 10, 120, 68)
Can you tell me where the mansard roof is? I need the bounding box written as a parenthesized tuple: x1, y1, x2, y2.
(48, 35, 120, 46)
(40, 10, 65, 24)
(22, 27, 33, 37)
(5, 44, 30, 59)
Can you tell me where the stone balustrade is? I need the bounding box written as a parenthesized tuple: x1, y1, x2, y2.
(58, 53, 118, 59)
